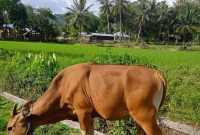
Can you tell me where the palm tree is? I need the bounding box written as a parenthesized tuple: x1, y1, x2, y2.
(66, 0, 93, 36)
(98, 0, 113, 33)
(113, 0, 128, 40)
(176, 2, 200, 43)
(157, 1, 169, 42)
(135, 0, 149, 42)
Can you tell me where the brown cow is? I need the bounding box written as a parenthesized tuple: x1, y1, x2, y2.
(7, 62, 167, 135)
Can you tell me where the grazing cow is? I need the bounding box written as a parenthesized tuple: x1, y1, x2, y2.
(7, 62, 167, 135)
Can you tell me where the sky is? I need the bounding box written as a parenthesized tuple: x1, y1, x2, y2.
(21, 0, 175, 15)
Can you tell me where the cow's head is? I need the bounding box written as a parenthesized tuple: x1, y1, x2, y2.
(7, 102, 33, 135)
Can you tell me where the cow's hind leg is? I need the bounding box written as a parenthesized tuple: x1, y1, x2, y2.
(135, 122, 146, 135)
(76, 110, 94, 135)
(130, 107, 165, 135)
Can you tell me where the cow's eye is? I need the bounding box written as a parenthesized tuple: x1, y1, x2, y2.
(7, 127, 12, 131)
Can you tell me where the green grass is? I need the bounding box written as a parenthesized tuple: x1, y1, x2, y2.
(0, 41, 200, 126)
(0, 41, 200, 67)
(0, 97, 80, 135)
(0, 97, 13, 135)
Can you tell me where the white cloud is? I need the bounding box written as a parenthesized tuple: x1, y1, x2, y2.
(21, 0, 100, 14)
(21, 0, 71, 14)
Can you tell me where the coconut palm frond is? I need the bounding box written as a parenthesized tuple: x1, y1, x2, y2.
(83, 4, 94, 13)
(66, 7, 77, 13)
(66, 0, 93, 36)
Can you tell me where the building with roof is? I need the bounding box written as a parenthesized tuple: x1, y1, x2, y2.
(0, 30, 3, 39)
(113, 32, 130, 42)
(80, 32, 130, 43)
(23, 28, 41, 41)
(1, 24, 17, 39)
(80, 33, 115, 43)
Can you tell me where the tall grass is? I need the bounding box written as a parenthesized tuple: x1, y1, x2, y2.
(0, 97, 13, 134)
(0, 50, 59, 100)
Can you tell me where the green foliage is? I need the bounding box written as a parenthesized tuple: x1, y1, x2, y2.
(66, 0, 93, 36)
(0, 97, 13, 134)
(1, 0, 200, 43)
(107, 119, 137, 135)
(162, 65, 200, 125)
(0, 48, 14, 60)
(98, 0, 113, 33)
(0, 0, 28, 29)
(26, 6, 60, 40)
(94, 118, 137, 135)
(34, 124, 80, 135)
(94, 48, 156, 68)
(84, 13, 100, 33)
(175, 2, 200, 42)
(0, 50, 59, 99)
(96, 0, 200, 44)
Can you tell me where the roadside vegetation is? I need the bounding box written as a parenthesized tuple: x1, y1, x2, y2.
(0, 97, 13, 134)
(0, 41, 200, 134)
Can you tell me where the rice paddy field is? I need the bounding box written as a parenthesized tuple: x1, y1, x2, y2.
(0, 41, 199, 67)
(0, 40, 200, 133)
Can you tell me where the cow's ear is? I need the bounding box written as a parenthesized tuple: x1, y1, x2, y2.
(11, 103, 18, 116)
(22, 101, 33, 117)
(23, 101, 34, 108)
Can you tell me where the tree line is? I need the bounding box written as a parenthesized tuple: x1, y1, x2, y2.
(66, 0, 200, 44)
(0, 0, 59, 40)
(0, 0, 200, 43)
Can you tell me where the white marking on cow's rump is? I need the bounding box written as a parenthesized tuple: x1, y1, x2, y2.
(81, 130, 86, 135)
(153, 82, 163, 112)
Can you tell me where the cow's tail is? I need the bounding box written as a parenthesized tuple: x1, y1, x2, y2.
(156, 72, 167, 109)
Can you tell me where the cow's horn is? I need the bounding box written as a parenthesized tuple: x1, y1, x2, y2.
(11, 103, 18, 116)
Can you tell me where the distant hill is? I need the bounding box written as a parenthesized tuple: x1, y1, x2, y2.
(54, 14, 66, 25)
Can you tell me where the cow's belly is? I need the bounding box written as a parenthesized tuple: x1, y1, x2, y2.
(92, 97, 130, 120)
(88, 70, 131, 120)
(96, 107, 129, 120)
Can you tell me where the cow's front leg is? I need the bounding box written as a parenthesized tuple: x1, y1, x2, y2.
(76, 110, 94, 135)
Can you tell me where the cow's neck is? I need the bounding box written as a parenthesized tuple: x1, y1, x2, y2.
(29, 87, 65, 129)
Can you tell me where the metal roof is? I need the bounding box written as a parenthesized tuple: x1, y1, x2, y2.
(81, 32, 130, 38)
(113, 32, 130, 37)
(90, 33, 114, 37)
(3, 24, 14, 28)
(82, 32, 114, 37)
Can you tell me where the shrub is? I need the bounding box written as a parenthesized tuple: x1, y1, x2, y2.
(0, 48, 14, 60)
(93, 48, 156, 69)
(162, 65, 200, 125)
(0, 97, 13, 134)
(0, 51, 59, 100)
(94, 117, 137, 135)
(34, 123, 80, 135)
